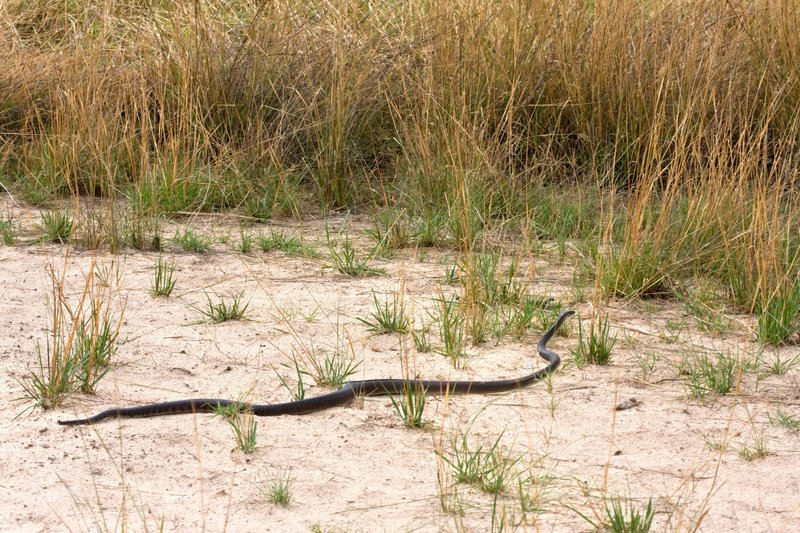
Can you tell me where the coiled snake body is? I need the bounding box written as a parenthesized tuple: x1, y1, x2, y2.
(58, 310, 574, 426)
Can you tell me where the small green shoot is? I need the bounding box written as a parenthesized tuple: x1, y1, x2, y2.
(277, 353, 306, 401)
(442, 262, 460, 285)
(768, 409, 800, 430)
(759, 352, 800, 376)
(633, 352, 660, 382)
(705, 435, 728, 452)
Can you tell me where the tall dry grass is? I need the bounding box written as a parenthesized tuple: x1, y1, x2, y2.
(1, 0, 799, 339)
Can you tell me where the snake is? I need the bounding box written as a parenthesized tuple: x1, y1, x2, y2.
(58, 310, 574, 426)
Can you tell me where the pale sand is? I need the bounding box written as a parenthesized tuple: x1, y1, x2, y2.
(1, 200, 798, 532)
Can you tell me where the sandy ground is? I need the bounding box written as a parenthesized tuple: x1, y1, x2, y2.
(1, 200, 799, 532)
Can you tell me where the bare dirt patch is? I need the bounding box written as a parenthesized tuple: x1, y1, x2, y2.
(2, 207, 799, 532)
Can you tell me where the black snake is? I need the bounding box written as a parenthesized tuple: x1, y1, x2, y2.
(58, 310, 574, 426)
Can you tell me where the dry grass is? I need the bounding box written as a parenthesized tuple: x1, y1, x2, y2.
(3, 1, 800, 529)
(2, 2, 798, 308)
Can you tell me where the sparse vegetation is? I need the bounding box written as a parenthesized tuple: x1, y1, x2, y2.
(237, 230, 256, 254)
(387, 379, 427, 429)
(21, 257, 123, 408)
(412, 324, 432, 353)
(758, 352, 800, 376)
(257, 230, 318, 258)
(738, 438, 770, 461)
(277, 354, 307, 402)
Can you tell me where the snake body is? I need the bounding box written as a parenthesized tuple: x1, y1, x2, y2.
(58, 310, 574, 426)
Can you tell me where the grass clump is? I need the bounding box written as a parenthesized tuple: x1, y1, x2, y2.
(366, 208, 412, 252)
(387, 380, 427, 429)
(150, 256, 177, 297)
(277, 353, 307, 402)
(433, 292, 466, 368)
(682, 352, 745, 399)
(571, 313, 617, 367)
(325, 230, 384, 277)
(500, 297, 553, 339)
(38, 210, 73, 244)
(213, 403, 258, 454)
(573, 495, 655, 533)
(173, 228, 212, 253)
(604, 497, 655, 533)
(598, 241, 670, 300)
(257, 230, 318, 258)
(244, 172, 302, 221)
(0, 215, 15, 245)
(386, 350, 427, 428)
(197, 292, 250, 323)
(358, 293, 410, 334)
(758, 352, 800, 376)
(756, 287, 800, 345)
(258, 469, 294, 506)
(237, 231, 256, 254)
(738, 438, 770, 461)
(412, 324, 432, 353)
(440, 431, 520, 494)
(303, 349, 361, 389)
